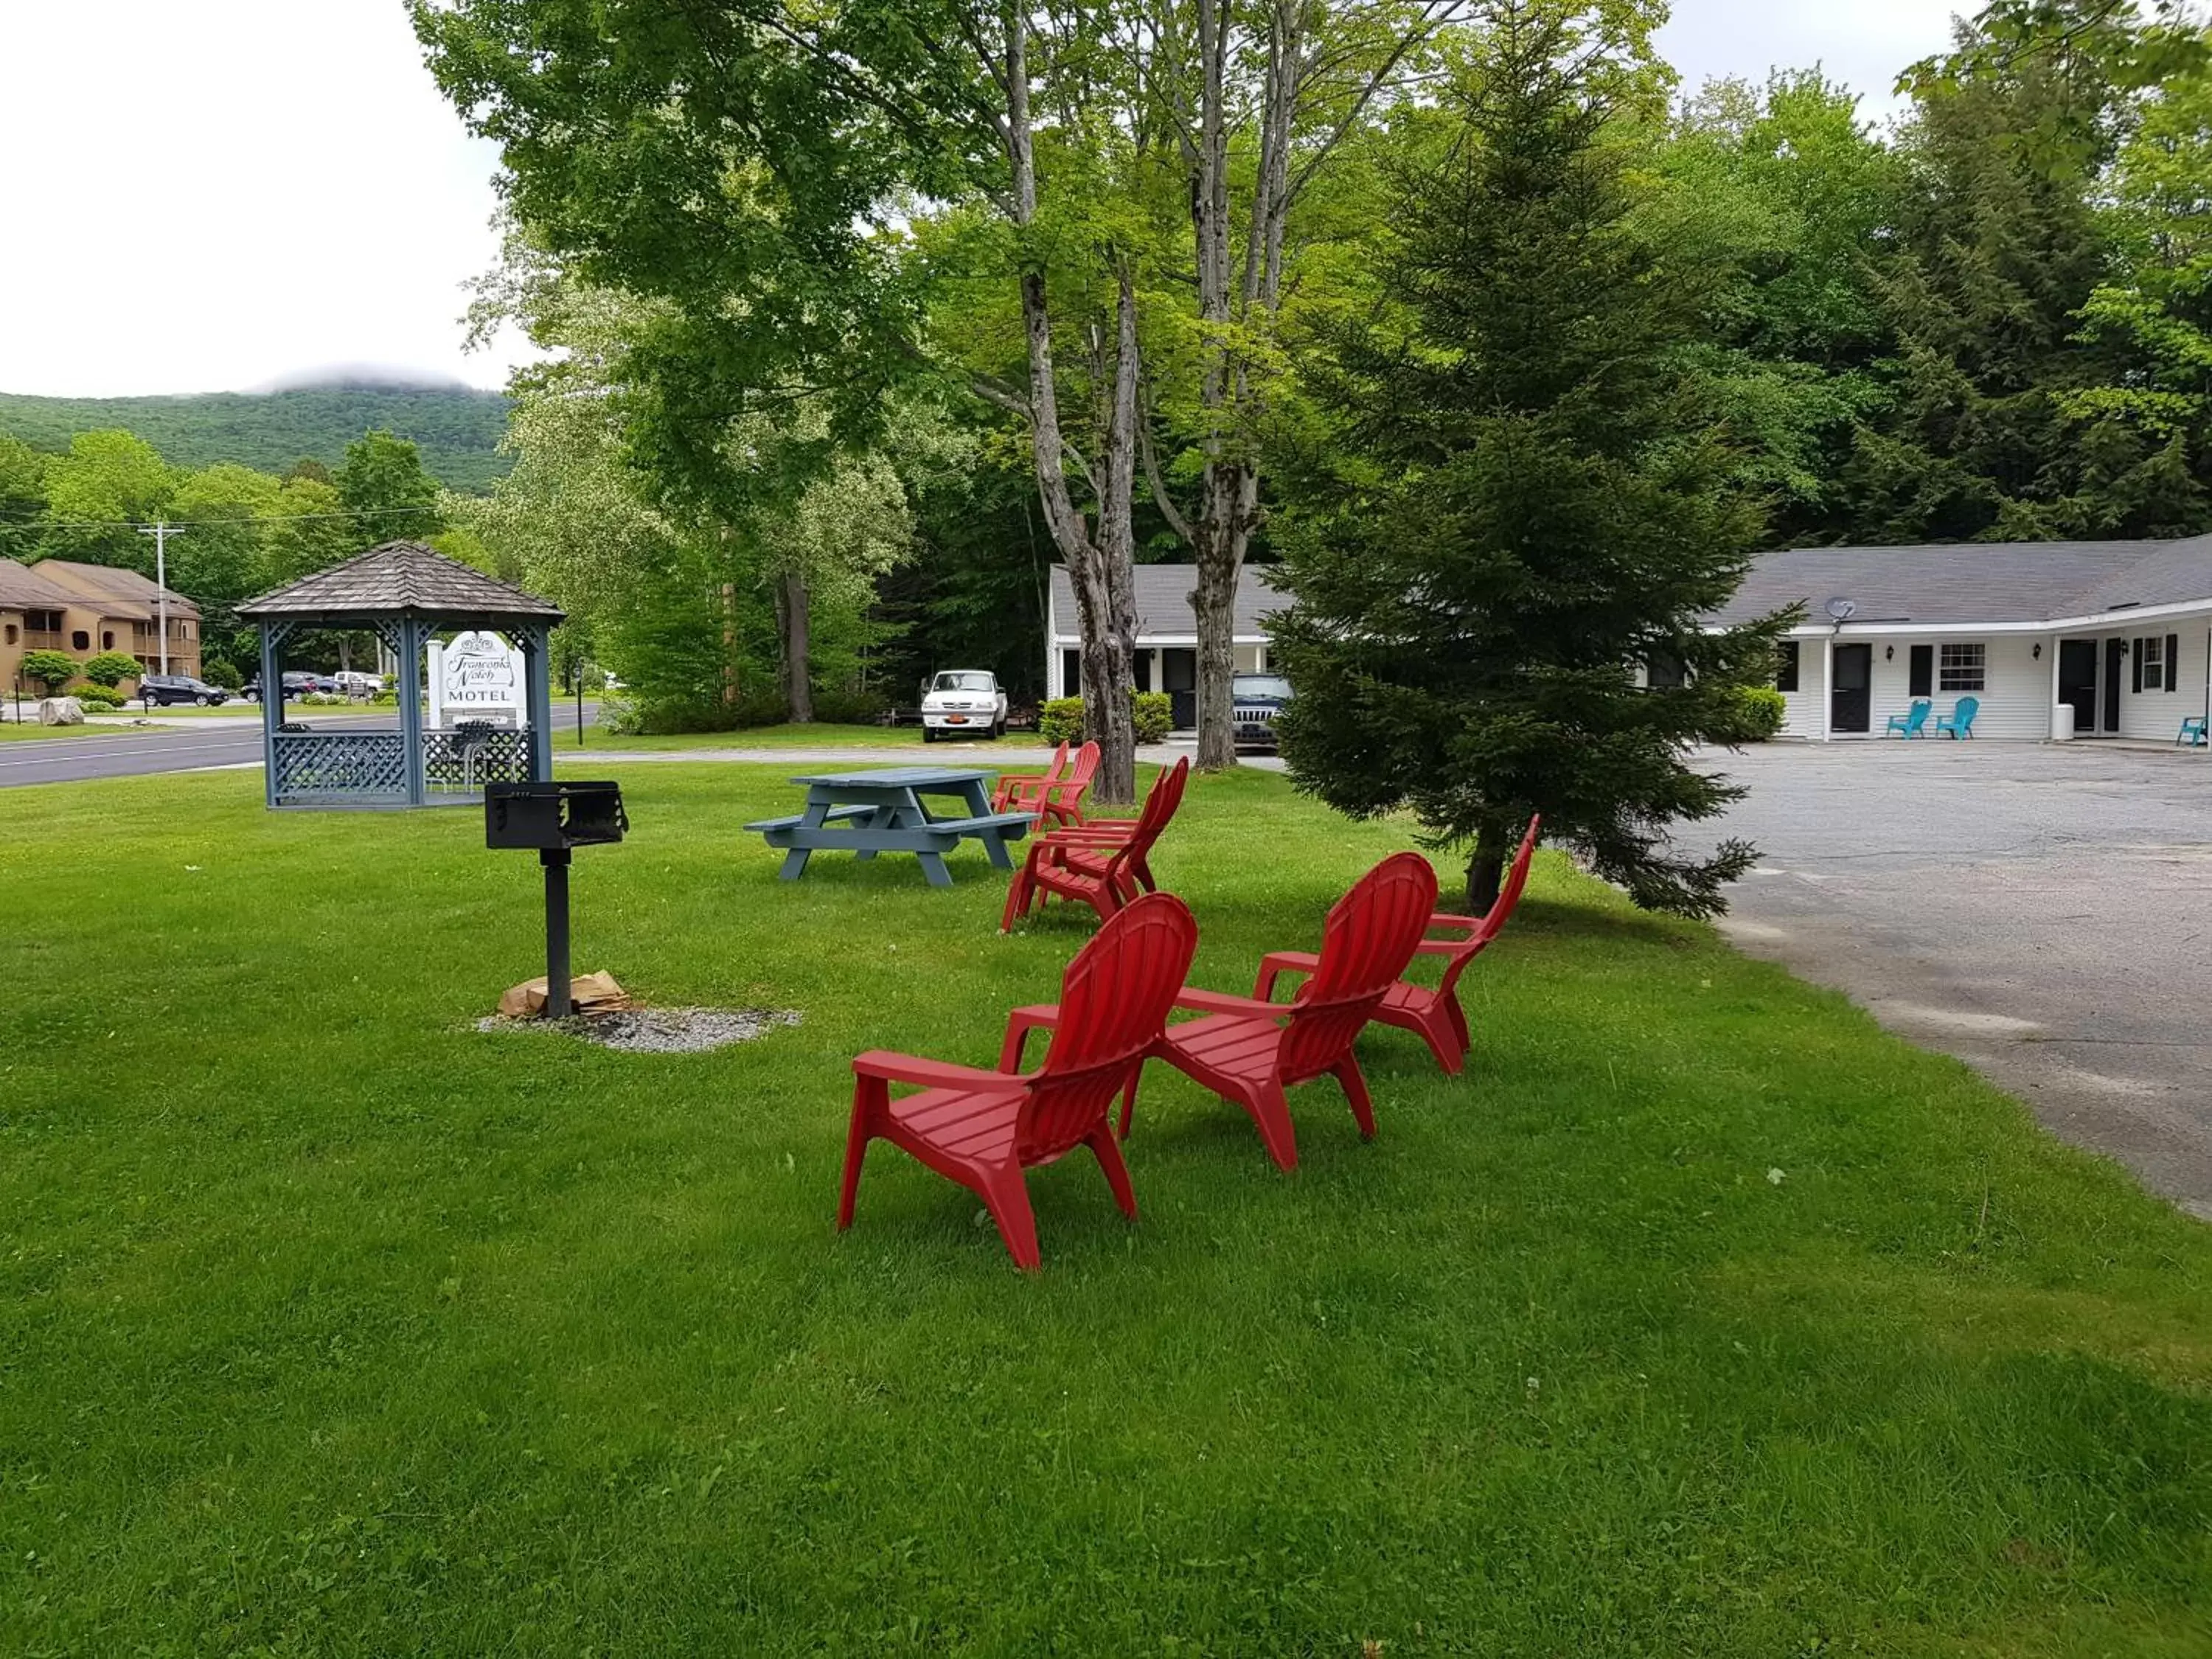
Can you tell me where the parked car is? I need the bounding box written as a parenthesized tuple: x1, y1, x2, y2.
(332, 670, 382, 698)
(920, 669, 1009, 740)
(242, 672, 325, 703)
(1231, 672, 1293, 751)
(136, 673, 231, 708)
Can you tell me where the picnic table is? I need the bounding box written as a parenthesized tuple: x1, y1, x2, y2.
(744, 767, 1036, 887)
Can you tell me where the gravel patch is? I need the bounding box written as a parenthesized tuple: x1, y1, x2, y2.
(476, 1006, 801, 1053)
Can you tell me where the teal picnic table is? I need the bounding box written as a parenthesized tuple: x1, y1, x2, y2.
(744, 767, 1037, 888)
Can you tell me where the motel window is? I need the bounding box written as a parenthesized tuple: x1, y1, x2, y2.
(1938, 642, 1985, 692)
(1645, 650, 1687, 689)
(25, 609, 60, 632)
(1774, 641, 1800, 692)
(2139, 636, 2165, 689)
(70, 630, 89, 651)
(3, 625, 14, 644)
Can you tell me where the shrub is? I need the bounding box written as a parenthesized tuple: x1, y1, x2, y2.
(77, 695, 122, 713)
(202, 658, 245, 691)
(83, 651, 142, 689)
(18, 650, 78, 695)
(1725, 686, 1788, 742)
(1039, 691, 1176, 745)
(1038, 697, 1085, 745)
(297, 692, 346, 706)
(810, 687, 889, 726)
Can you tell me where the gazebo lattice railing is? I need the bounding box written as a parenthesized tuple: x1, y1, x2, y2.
(237, 542, 566, 810)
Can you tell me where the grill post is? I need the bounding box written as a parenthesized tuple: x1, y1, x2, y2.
(541, 846, 573, 1018)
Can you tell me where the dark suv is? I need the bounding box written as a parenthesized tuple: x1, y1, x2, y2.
(1231, 672, 1293, 751)
(242, 672, 323, 703)
(138, 674, 230, 707)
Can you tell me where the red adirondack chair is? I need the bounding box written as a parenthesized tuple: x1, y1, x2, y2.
(1037, 740, 1101, 827)
(999, 757, 1189, 932)
(990, 741, 1068, 815)
(1152, 852, 1438, 1170)
(839, 892, 1200, 1270)
(1253, 817, 1540, 1077)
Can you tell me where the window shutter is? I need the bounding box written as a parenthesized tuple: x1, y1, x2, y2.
(2167, 633, 2180, 693)
(2133, 640, 2144, 694)
(1908, 644, 1933, 698)
(1775, 641, 1799, 692)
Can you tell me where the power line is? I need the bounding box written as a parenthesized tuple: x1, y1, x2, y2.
(0, 503, 444, 538)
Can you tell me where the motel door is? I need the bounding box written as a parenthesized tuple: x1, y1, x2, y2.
(2058, 640, 2098, 734)
(1831, 642, 1872, 734)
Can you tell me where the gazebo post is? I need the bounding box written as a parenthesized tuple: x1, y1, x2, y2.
(259, 622, 282, 809)
(397, 616, 428, 808)
(524, 625, 554, 782)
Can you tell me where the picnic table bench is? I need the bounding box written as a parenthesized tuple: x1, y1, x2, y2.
(745, 767, 1036, 887)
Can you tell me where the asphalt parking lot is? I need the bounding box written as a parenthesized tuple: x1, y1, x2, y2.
(1700, 740, 2212, 1220)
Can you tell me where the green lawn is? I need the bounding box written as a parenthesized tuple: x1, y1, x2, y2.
(1, 764, 2208, 1655)
(577, 720, 1001, 753)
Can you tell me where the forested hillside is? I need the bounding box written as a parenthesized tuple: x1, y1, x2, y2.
(0, 384, 510, 492)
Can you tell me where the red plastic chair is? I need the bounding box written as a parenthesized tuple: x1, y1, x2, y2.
(1153, 852, 1438, 1170)
(1000, 758, 1189, 932)
(1038, 741, 1101, 827)
(839, 892, 1200, 1271)
(1253, 817, 1540, 1076)
(991, 742, 1068, 815)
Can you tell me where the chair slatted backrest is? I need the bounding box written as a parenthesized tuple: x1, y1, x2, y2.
(1098, 757, 1189, 883)
(1047, 741, 1101, 815)
(1279, 852, 1439, 1081)
(1955, 695, 1979, 726)
(997, 742, 1068, 811)
(1016, 892, 1200, 1161)
(1433, 815, 1542, 1003)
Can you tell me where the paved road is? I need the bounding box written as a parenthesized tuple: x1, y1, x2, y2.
(1700, 741, 2212, 1220)
(0, 719, 282, 787)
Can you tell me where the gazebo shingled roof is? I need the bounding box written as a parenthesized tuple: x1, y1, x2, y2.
(238, 540, 564, 625)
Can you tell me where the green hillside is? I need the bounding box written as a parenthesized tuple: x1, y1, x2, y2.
(0, 385, 512, 493)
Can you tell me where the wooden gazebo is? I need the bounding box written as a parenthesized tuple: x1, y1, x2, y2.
(237, 541, 566, 810)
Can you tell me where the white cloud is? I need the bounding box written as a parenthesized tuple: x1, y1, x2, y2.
(0, 0, 1968, 400)
(0, 0, 533, 397)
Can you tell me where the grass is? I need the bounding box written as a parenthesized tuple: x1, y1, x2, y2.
(1, 762, 2208, 1655)
(577, 720, 1018, 753)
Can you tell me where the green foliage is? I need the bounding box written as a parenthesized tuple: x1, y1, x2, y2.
(1040, 691, 1172, 745)
(1038, 697, 1085, 745)
(202, 658, 243, 690)
(810, 686, 888, 725)
(337, 431, 444, 541)
(0, 386, 511, 493)
(1724, 686, 1789, 742)
(1275, 9, 1788, 919)
(75, 694, 122, 713)
(80, 652, 141, 688)
(18, 650, 79, 693)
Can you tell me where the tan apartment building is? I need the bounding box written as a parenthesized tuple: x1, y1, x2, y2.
(0, 557, 201, 694)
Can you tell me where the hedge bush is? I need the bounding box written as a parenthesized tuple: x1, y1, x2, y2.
(810, 687, 889, 725)
(83, 652, 142, 688)
(18, 650, 78, 694)
(1727, 686, 1788, 742)
(1039, 690, 1175, 745)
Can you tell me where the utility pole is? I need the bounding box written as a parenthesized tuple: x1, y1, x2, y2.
(137, 521, 183, 674)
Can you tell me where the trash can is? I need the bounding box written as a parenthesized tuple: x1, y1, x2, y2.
(2051, 702, 2074, 742)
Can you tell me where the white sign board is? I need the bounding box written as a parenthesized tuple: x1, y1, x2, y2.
(428, 630, 524, 727)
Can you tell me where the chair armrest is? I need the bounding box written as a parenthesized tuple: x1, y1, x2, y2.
(1253, 950, 1318, 1001)
(852, 1050, 1026, 1091)
(1040, 821, 1137, 842)
(998, 1004, 1060, 1074)
(1413, 937, 1477, 959)
(1173, 986, 1289, 1020)
(1429, 912, 1481, 931)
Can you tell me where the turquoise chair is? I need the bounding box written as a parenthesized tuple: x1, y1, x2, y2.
(1935, 695, 1979, 740)
(1885, 700, 1932, 738)
(2181, 716, 2208, 747)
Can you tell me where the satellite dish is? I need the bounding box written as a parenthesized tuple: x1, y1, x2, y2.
(1823, 597, 1858, 622)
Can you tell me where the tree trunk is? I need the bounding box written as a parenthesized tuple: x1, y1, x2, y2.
(1465, 815, 1510, 917)
(777, 567, 813, 723)
(1001, 7, 1141, 805)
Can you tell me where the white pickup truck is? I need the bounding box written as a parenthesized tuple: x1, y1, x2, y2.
(919, 669, 1009, 741)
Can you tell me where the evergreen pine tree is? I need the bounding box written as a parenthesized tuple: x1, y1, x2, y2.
(1271, 1, 1790, 919)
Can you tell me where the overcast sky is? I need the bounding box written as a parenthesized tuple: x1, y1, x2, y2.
(0, 0, 1966, 400)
